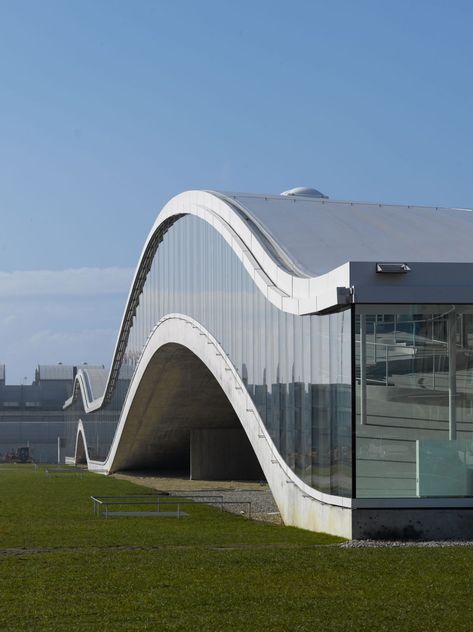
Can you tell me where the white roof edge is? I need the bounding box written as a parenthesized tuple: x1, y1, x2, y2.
(65, 189, 354, 412)
(67, 188, 473, 413)
(64, 368, 105, 412)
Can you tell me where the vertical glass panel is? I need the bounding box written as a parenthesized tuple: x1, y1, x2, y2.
(356, 304, 473, 498)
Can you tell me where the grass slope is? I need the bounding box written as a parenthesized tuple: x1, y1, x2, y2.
(1, 466, 472, 631)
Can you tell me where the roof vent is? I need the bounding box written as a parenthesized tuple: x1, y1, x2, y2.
(280, 186, 328, 199)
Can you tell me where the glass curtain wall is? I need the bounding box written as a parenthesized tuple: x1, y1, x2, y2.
(355, 304, 473, 498)
(67, 215, 352, 496)
(64, 373, 132, 462)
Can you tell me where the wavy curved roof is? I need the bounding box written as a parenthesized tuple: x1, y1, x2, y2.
(65, 188, 473, 538)
(223, 192, 473, 276)
(66, 188, 473, 414)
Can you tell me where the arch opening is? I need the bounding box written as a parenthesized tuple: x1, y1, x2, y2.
(111, 343, 264, 482)
(75, 427, 87, 465)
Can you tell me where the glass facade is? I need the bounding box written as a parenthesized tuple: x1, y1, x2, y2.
(356, 304, 473, 498)
(66, 214, 352, 496)
(63, 207, 473, 506)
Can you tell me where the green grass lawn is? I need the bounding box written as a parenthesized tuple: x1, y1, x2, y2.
(1, 465, 473, 631)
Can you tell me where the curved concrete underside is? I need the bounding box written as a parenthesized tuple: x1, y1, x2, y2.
(73, 314, 352, 538)
(110, 342, 242, 471)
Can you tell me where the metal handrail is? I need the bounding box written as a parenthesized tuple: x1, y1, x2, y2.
(90, 495, 252, 518)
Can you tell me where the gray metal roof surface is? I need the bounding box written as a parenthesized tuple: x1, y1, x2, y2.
(37, 365, 74, 380)
(82, 367, 108, 401)
(225, 193, 473, 277)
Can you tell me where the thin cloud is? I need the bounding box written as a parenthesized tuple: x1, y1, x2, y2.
(0, 267, 134, 382)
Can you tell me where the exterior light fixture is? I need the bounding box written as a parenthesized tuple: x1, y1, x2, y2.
(376, 263, 411, 274)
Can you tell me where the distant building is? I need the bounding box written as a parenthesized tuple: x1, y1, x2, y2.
(0, 364, 104, 462)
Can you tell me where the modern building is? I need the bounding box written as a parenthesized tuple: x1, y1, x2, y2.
(66, 188, 473, 539)
(0, 364, 103, 462)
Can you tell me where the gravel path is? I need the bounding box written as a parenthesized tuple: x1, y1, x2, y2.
(167, 488, 280, 523)
(113, 473, 473, 543)
(342, 539, 473, 548)
(113, 472, 281, 524)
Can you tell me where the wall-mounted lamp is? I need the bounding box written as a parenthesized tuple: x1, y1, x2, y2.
(376, 263, 411, 274)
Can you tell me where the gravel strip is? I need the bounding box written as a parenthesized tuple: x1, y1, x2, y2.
(167, 488, 281, 523)
(341, 539, 473, 548)
(113, 474, 473, 541)
(113, 473, 281, 524)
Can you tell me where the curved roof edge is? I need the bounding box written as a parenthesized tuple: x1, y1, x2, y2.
(64, 189, 473, 537)
(64, 366, 109, 411)
(65, 189, 352, 411)
(66, 188, 473, 413)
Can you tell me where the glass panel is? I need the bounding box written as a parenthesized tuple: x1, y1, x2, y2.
(66, 215, 352, 496)
(356, 304, 473, 498)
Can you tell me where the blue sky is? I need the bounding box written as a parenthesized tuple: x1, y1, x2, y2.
(0, 0, 472, 381)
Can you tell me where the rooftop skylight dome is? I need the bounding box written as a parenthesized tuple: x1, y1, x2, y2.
(280, 186, 329, 199)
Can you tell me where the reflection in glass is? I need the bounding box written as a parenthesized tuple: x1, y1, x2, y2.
(356, 305, 473, 498)
(65, 215, 352, 496)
